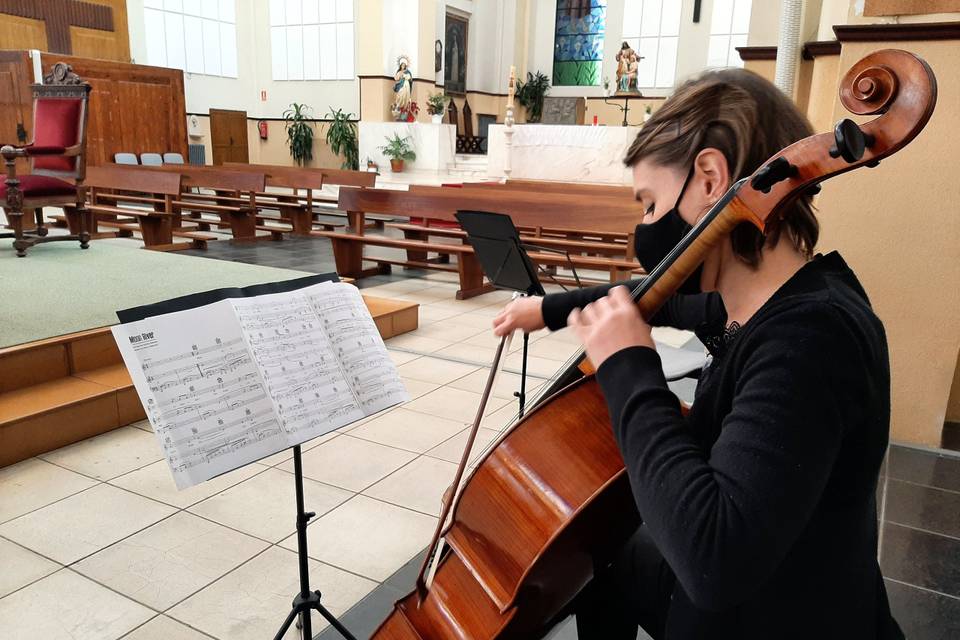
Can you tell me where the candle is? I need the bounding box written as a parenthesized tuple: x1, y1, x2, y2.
(508, 65, 516, 107)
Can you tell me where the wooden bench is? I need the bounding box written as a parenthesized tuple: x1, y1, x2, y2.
(62, 165, 216, 251)
(469, 178, 635, 197)
(109, 164, 269, 242)
(319, 186, 645, 298)
(315, 231, 644, 299)
(223, 162, 389, 229)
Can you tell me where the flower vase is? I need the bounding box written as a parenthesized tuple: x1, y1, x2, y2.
(431, 114, 443, 124)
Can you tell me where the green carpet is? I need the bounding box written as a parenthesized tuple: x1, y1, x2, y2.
(0, 240, 314, 348)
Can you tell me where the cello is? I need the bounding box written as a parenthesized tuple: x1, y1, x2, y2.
(370, 49, 937, 639)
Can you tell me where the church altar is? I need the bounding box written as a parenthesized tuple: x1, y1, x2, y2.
(358, 122, 457, 174)
(486, 124, 638, 185)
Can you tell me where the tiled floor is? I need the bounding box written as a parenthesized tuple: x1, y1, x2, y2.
(3, 233, 958, 639)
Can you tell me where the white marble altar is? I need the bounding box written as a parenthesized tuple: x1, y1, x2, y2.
(486, 124, 638, 184)
(358, 122, 456, 174)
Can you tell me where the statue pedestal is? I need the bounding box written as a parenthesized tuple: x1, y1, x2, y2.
(358, 122, 456, 175)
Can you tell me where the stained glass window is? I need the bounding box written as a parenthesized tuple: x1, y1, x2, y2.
(553, 0, 607, 86)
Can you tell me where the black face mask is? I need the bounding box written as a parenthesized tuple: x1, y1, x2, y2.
(633, 164, 703, 295)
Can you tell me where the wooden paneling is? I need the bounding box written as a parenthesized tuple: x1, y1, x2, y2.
(210, 109, 249, 165)
(40, 53, 188, 165)
(0, 0, 129, 62)
(0, 50, 32, 147)
(0, 14, 47, 51)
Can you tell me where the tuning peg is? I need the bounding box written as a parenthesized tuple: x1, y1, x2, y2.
(829, 118, 876, 163)
(750, 156, 798, 194)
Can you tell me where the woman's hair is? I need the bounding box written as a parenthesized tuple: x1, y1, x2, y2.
(623, 68, 818, 267)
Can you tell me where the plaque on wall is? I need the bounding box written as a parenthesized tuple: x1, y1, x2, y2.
(540, 97, 586, 125)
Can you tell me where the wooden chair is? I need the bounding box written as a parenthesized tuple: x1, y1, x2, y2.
(0, 62, 91, 257)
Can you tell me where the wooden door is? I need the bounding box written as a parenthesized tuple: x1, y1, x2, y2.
(210, 109, 249, 165)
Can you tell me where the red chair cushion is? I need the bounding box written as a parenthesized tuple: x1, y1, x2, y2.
(32, 99, 82, 172)
(0, 175, 76, 200)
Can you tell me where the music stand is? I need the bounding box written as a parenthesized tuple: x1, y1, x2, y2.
(117, 274, 358, 640)
(456, 211, 545, 417)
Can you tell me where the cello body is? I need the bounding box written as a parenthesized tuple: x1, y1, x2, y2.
(370, 49, 937, 640)
(375, 376, 639, 638)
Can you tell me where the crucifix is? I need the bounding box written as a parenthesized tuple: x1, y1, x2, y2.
(0, 0, 115, 55)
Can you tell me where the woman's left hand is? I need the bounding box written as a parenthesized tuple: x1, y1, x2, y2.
(567, 286, 655, 368)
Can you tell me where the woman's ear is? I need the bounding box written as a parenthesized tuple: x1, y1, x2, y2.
(693, 148, 731, 206)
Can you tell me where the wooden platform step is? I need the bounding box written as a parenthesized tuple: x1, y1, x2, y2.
(0, 293, 418, 469)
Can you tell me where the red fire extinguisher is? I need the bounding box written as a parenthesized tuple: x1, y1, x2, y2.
(257, 120, 268, 140)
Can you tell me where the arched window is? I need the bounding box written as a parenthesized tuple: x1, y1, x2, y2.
(707, 0, 753, 68)
(621, 0, 682, 89)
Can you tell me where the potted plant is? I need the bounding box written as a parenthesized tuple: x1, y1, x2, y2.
(323, 107, 359, 170)
(426, 93, 448, 124)
(516, 71, 550, 123)
(283, 102, 314, 165)
(379, 133, 416, 173)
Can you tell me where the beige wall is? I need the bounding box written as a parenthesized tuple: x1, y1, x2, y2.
(189, 114, 339, 169)
(813, 39, 960, 446)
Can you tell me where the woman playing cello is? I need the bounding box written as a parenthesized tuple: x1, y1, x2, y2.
(494, 68, 902, 639)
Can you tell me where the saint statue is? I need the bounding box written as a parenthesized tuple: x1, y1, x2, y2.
(616, 42, 640, 94)
(392, 55, 414, 120)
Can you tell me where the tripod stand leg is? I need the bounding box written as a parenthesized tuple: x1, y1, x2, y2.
(273, 445, 357, 640)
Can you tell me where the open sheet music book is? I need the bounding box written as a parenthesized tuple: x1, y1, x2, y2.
(112, 281, 409, 489)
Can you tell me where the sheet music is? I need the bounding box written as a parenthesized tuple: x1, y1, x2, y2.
(113, 282, 408, 490)
(305, 283, 409, 414)
(113, 301, 286, 489)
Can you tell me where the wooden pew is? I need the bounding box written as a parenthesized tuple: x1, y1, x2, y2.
(316, 186, 645, 298)
(63, 165, 215, 251)
(469, 178, 635, 198)
(101, 164, 268, 242)
(223, 162, 399, 231)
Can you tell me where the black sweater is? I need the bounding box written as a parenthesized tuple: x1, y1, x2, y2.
(541, 252, 901, 639)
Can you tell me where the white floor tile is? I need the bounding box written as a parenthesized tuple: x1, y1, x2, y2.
(188, 467, 351, 543)
(0, 538, 60, 598)
(387, 349, 421, 366)
(406, 322, 488, 343)
(0, 569, 153, 640)
(396, 356, 479, 385)
(74, 512, 269, 610)
(0, 484, 175, 565)
(255, 431, 340, 466)
(110, 460, 268, 509)
(448, 368, 536, 400)
(404, 386, 510, 424)
(384, 333, 453, 353)
(122, 616, 212, 640)
(168, 546, 374, 640)
(364, 456, 459, 517)
(348, 407, 467, 453)
(0, 458, 97, 524)
(398, 378, 441, 400)
(40, 426, 163, 481)
(435, 342, 499, 364)
(279, 435, 416, 492)
(281, 495, 436, 581)
(427, 427, 503, 465)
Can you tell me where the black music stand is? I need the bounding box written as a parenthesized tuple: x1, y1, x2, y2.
(117, 274, 358, 640)
(456, 211, 546, 417)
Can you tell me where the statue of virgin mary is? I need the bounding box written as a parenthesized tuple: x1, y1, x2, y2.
(392, 55, 413, 119)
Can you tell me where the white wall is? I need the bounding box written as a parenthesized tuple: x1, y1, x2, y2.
(382, 0, 420, 77)
(126, 0, 359, 118)
(435, 0, 511, 94)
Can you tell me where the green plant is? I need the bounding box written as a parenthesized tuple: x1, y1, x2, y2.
(426, 93, 448, 116)
(323, 107, 359, 170)
(379, 133, 416, 162)
(516, 71, 551, 123)
(283, 102, 314, 166)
